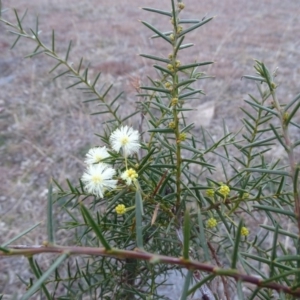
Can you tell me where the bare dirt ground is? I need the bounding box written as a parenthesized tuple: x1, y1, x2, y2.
(0, 0, 300, 297)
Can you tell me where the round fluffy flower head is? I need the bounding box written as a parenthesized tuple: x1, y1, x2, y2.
(207, 218, 218, 229)
(115, 204, 126, 215)
(121, 168, 138, 186)
(81, 163, 117, 198)
(241, 227, 249, 237)
(206, 189, 215, 197)
(219, 184, 230, 197)
(110, 126, 140, 157)
(84, 146, 110, 165)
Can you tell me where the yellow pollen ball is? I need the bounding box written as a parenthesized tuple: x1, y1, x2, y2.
(241, 227, 249, 236)
(219, 184, 230, 197)
(115, 204, 126, 215)
(206, 189, 215, 197)
(207, 218, 217, 228)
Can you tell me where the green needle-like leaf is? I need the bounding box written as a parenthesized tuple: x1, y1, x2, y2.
(284, 93, 300, 112)
(53, 69, 71, 80)
(252, 205, 295, 218)
(244, 168, 289, 176)
(197, 208, 210, 261)
(242, 75, 267, 83)
(270, 224, 279, 277)
(237, 280, 244, 300)
(178, 61, 213, 71)
(178, 43, 194, 50)
(244, 99, 278, 116)
(176, 78, 196, 88)
(294, 166, 300, 195)
(0, 246, 10, 253)
(231, 220, 243, 269)
(187, 274, 215, 296)
(153, 64, 174, 76)
(179, 89, 204, 99)
(141, 21, 172, 44)
(276, 255, 300, 263)
(148, 128, 174, 134)
(47, 182, 55, 244)
(140, 86, 171, 94)
(140, 54, 170, 64)
(142, 7, 172, 17)
(269, 124, 289, 151)
(22, 254, 68, 300)
(14, 9, 23, 31)
(180, 270, 192, 300)
(260, 225, 298, 239)
(183, 210, 191, 260)
(241, 136, 277, 149)
(174, 35, 185, 57)
(1, 223, 41, 247)
(179, 19, 200, 24)
(285, 97, 300, 126)
(178, 17, 214, 37)
(10, 34, 21, 49)
(80, 204, 111, 250)
(135, 189, 144, 249)
(27, 257, 51, 300)
(65, 40, 72, 62)
(66, 80, 82, 89)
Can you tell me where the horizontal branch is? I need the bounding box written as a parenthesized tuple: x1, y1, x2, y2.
(1, 244, 300, 297)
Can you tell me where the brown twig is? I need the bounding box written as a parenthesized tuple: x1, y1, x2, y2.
(1, 244, 300, 297)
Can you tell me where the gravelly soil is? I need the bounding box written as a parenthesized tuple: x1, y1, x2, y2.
(0, 0, 300, 297)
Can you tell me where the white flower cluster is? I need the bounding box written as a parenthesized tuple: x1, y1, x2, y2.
(81, 126, 140, 198)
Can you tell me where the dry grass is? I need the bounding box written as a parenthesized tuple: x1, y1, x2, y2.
(0, 0, 300, 297)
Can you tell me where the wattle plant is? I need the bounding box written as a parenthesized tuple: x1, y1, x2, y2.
(1, 1, 300, 299)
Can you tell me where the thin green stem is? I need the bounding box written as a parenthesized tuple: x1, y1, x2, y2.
(170, 5, 182, 214)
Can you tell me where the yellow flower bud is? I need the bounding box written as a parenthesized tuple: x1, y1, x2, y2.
(167, 64, 174, 72)
(168, 121, 176, 129)
(207, 217, 217, 228)
(178, 2, 185, 10)
(175, 60, 181, 67)
(206, 189, 215, 197)
(176, 26, 183, 34)
(171, 97, 178, 106)
(241, 226, 249, 236)
(242, 192, 249, 199)
(283, 112, 289, 125)
(177, 132, 187, 143)
(115, 204, 126, 215)
(219, 184, 230, 197)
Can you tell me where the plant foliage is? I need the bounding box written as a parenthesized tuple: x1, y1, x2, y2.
(1, 1, 300, 299)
